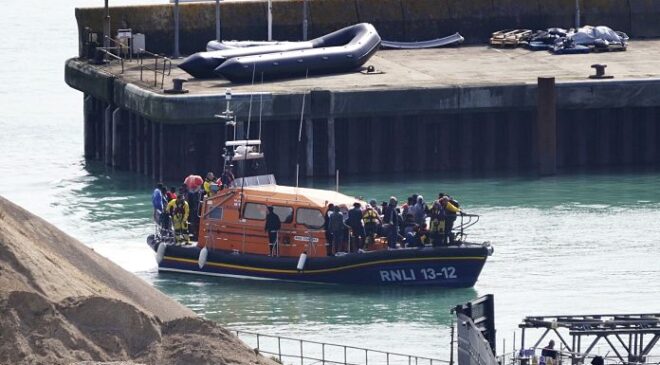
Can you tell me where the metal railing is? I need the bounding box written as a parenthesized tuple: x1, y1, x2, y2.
(95, 48, 124, 73)
(138, 49, 172, 88)
(233, 330, 449, 365)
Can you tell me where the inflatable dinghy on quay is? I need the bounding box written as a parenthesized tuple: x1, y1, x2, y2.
(178, 23, 381, 81)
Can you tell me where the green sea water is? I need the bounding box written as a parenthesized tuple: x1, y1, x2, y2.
(1, 0, 659, 361)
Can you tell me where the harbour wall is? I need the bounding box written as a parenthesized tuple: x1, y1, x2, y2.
(75, 0, 660, 56)
(66, 59, 660, 181)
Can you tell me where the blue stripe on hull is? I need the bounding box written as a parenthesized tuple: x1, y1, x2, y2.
(159, 256, 486, 287)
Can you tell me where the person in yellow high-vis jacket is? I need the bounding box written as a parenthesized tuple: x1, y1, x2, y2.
(167, 194, 190, 244)
(440, 196, 461, 245)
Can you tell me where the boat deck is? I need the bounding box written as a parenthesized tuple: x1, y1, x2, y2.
(99, 39, 660, 94)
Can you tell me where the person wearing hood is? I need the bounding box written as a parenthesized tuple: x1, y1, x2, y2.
(410, 195, 428, 226)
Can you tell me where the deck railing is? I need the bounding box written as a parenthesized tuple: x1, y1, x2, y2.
(233, 330, 449, 365)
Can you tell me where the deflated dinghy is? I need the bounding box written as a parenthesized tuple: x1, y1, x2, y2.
(179, 23, 381, 81)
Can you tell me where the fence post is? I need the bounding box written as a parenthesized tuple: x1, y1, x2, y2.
(322, 343, 325, 364)
(257, 333, 260, 351)
(278, 336, 282, 362)
(300, 340, 303, 365)
(344, 346, 347, 364)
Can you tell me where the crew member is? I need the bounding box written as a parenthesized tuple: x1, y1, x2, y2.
(203, 171, 215, 196)
(265, 206, 281, 256)
(440, 196, 461, 244)
(167, 194, 190, 244)
(362, 205, 381, 248)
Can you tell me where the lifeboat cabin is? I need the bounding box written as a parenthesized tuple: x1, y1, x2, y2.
(150, 179, 493, 287)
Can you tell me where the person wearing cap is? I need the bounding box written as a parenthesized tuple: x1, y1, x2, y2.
(347, 202, 365, 252)
(167, 194, 190, 244)
(265, 206, 281, 256)
(203, 171, 215, 196)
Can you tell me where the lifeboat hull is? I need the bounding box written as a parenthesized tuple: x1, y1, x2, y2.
(148, 237, 490, 287)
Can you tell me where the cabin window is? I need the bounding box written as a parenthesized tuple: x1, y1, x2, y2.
(274, 206, 294, 223)
(243, 203, 267, 220)
(207, 206, 223, 220)
(296, 208, 324, 229)
(243, 203, 293, 223)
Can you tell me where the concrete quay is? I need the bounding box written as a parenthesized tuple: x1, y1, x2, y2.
(65, 41, 660, 181)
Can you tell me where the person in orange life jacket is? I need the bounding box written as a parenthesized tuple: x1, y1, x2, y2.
(265, 206, 281, 256)
(167, 194, 190, 244)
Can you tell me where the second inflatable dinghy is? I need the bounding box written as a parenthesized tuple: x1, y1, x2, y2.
(179, 23, 381, 81)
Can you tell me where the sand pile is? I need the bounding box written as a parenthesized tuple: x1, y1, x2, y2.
(0, 196, 275, 365)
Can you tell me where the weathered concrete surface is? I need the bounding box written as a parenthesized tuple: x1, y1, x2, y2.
(66, 40, 660, 124)
(75, 0, 660, 56)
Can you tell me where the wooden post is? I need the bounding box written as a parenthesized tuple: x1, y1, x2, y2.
(537, 77, 557, 175)
(136, 117, 143, 174)
(305, 118, 314, 177)
(327, 117, 336, 177)
(128, 112, 135, 171)
(83, 95, 95, 159)
(111, 107, 122, 168)
(152, 121, 159, 179)
(104, 103, 113, 166)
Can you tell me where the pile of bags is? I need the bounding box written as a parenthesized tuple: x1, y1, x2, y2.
(490, 25, 629, 54)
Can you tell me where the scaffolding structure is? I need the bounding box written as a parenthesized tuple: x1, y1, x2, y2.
(518, 313, 660, 365)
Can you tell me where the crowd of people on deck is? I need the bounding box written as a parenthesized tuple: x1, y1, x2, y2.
(151, 166, 235, 244)
(318, 193, 464, 255)
(151, 168, 466, 254)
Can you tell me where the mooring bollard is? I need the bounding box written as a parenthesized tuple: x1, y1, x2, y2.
(164, 78, 189, 94)
(589, 64, 613, 79)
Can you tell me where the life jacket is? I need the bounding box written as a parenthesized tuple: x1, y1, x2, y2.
(174, 200, 186, 217)
(362, 209, 379, 224)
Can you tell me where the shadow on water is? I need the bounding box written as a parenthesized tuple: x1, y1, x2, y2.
(148, 271, 477, 327)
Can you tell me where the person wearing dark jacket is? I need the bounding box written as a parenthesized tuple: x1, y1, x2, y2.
(381, 197, 400, 249)
(328, 206, 349, 254)
(265, 206, 281, 256)
(347, 202, 365, 252)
